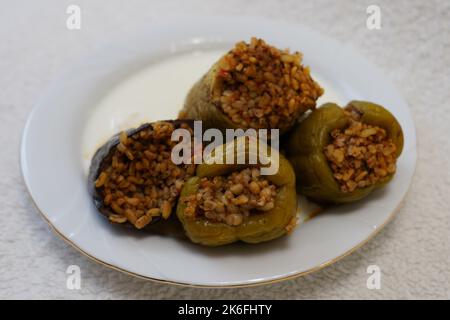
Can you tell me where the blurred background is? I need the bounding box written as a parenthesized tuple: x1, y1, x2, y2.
(0, 0, 449, 299)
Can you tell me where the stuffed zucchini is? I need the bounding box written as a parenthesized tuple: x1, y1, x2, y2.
(286, 101, 404, 204)
(176, 139, 298, 246)
(180, 37, 323, 134)
(88, 121, 196, 230)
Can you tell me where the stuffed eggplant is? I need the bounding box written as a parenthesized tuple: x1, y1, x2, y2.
(286, 101, 404, 204)
(176, 138, 298, 246)
(88, 121, 197, 230)
(180, 37, 323, 134)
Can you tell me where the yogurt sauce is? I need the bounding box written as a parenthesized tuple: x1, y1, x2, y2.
(82, 49, 345, 173)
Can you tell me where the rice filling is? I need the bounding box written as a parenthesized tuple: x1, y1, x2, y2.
(182, 167, 278, 226)
(213, 37, 323, 131)
(94, 121, 196, 229)
(324, 107, 397, 193)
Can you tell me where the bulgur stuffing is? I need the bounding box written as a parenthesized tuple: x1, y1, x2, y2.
(214, 37, 323, 131)
(324, 107, 397, 193)
(94, 121, 196, 229)
(182, 168, 278, 226)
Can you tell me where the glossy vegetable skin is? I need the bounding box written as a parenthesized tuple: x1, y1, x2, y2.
(180, 59, 319, 135)
(88, 123, 159, 228)
(88, 120, 192, 236)
(286, 101, 404, 204)
(180, 61, 244, 132)
(176, 141, 298, 246)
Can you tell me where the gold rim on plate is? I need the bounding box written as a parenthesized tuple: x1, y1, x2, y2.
(22, 169, 409, 288)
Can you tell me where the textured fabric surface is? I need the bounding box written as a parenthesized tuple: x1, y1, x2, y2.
(0, 0, 449, 299)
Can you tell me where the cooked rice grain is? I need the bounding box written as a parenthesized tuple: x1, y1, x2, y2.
(182, 168, 278, 226)
(214, 37, 323, 131)
(324, 109, 397, 193)
(95, 121, 196, 229)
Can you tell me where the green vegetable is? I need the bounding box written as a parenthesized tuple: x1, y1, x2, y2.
(176, 140, 298, 246)
(286, 101, 404, 204)
(180, 62, 242, 133)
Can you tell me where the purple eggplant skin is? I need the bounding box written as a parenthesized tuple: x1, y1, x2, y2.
(87, 120, 193, 235)
(88, 123, 162, 230)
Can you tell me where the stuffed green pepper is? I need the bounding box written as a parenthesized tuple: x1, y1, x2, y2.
(286, 101, 404, 204)
(179, 37, 323, 134)
(176, 139, 298, 246)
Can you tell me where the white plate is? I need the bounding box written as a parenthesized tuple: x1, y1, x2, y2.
(21, 16, 417, 287)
